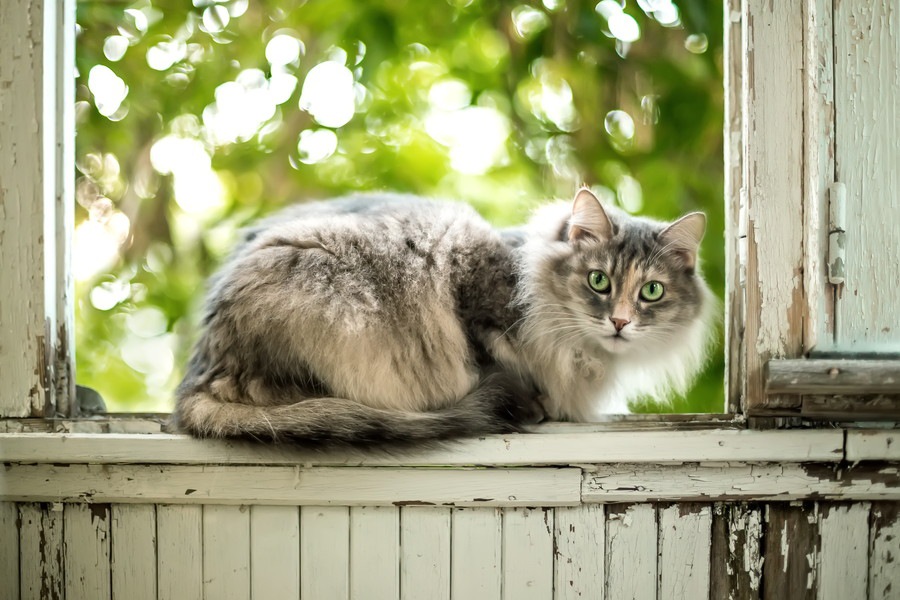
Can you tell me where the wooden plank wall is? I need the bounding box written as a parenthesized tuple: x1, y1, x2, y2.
(2, 501, 898, 599)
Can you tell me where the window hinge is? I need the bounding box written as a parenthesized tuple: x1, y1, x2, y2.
(827, 182, 846, 285)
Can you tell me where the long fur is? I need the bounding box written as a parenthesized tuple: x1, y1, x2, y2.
(173, 191, 716, 446)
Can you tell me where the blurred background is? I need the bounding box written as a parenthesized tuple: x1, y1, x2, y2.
(74, 0, 725, 413)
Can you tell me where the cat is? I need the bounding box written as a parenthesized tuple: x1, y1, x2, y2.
(173, 188, 716, 446)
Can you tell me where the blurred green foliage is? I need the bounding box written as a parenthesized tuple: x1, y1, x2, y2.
(74, 0, 725, 413)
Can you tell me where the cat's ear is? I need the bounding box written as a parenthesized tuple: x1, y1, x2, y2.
(569, 188, 614, 242)
(659, 212, 706, 269)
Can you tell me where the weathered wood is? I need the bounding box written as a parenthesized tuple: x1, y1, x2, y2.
(868, 502, 900, 599)
(658, 503, 712, 598)
(0, 416, 166, 434)
(605, 504, 657, 598)
(833, 0, 900, 352)
(156, 504, 202, 600)
(0, 0, 75, 418)
(301, 506, 350, 600)
(502, 508, 554, 600)
(763, 502, 819, 600)
(553, 504, 605, 600)
(802, 0, 836, 351)
(0, 464, 580, 506)
(0, 503, 19, 600)
(582, 463, 900, 502)
(64, 503, 111, 600)
(400, 507, 450, 600)
(741, 0, 805, 413)
(818, 503, 869, 600)
(767, 359, 900, 395)
(725, 0, 745, 415)
(202, 504, 250, 600)
(0, 429, 845, 466)
(350, 506, 399, 600)
(709, 503, 764, 599)
(19, 503, 65, 600)
(451, 507, 501, 600)
(111, 504, 157, 600)
(801, 396, 900, 421)
(251, 505, 300, 600)
(847, 431, 900, 461)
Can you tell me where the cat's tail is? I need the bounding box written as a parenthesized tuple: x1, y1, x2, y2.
(172, 373, 539, 448)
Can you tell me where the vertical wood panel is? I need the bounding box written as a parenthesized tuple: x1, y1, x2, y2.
(451, 508, 501, 600)
(869, 502, 900, 600)
(111, 504, 157, 600)
(0, 0, 75, 417)
(658, 504, 712, 599)
(502, 508, 553, 600)
(553, 504, 604, 600)
(742, 0, 805, 411)
(0, 503, 19, 600)
(605, 504, 657, 599)
(251, 505, 300, 600)
(818, 503, 869, 600)
(19, 503, 64, 600)
(350, 506, 399, 600)
(156, 504, 202, 600)
(400, 507, 450, 600)
(64, 503, 111, 600)
(763, 502, 819, 600)
(710, 503, 763, 599)
(834, 0, 900, 350)
(301, 506, 349, 600)
(202, 504, 250, 600)
(802, 0, 836, 349)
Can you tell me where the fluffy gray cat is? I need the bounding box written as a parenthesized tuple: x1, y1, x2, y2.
(174, 188, 715, 446)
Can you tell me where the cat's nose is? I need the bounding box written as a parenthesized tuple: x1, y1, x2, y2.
(609, 317, 631, 332)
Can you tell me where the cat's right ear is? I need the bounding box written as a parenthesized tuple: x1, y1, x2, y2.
(569, 188, 614, 242)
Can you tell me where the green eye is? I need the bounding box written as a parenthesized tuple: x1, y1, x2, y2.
(640, 281, 664, 301)
(588, 271, 611, 293)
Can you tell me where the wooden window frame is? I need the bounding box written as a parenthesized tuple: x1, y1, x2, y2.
(1, 0, 895, 429)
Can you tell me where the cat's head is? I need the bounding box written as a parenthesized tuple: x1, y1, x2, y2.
(522, 187, 715, 362)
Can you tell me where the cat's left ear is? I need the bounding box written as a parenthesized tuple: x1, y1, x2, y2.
(659, 212, 706, 269)
(569, 188, 614, 242)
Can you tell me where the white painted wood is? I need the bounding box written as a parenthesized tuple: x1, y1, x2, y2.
(869, 504, 900, 600)
(202, 504, 250, 600)
(553, 504, 604, 600)
(583, 463, 900, 501)
(502, 508, 554, 600)
(0, 429, 845, 465)
(400, 507, 450, 600)
(451, 508, 501, 600)
(846, 431, 900, 461)
(251, 505, 300, 600)
(0, 503, 19, 600)
(350, 506, 399, 600)
(19, 503, 64, 600)
(0, 0, 75, 417)
(658, 504, 712, 599)
(817, 503, 869, 600)
(0, 464, 580, 506)
(111, 504, 156, 600)
(605, 504, 657, 599)
(741, 0, 805, 409)
(64, 503, 111, 600)
(803, 0, 836, 350)
(156, 504, 202, 600)
(301, 506, 350, 600)
(833, 0, 900, 351)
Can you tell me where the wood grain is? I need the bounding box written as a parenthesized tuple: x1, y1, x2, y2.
(0, 503, 19, 600)
(767, 359, 900, 394)
(156, 504, 202, 600)
(709, 503, 763, 599)
(658, 503, 712, 598)
(605, 504, 657, 599)
(350, 506, 399, 600)
(553, 504, 605, 600)
(502, 508, 554, 600)
(202, 504, 250, 600)
(817, 503, 869, 600)
(868, 502, 900, 599)
(251, 505, 300, 600)
(19, 503, 65, 600)
(64, 503, 111, 600)
(111, 504, 157, 600)
(400, 507, 450, 600)
(301, 506, 350, 600)
(451, 507, 501, 600)
(762, 502, 819, 600)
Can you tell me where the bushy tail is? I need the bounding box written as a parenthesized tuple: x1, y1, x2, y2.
(173, 373, 536, 448)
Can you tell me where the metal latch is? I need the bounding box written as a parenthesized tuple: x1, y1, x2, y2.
(827, 182, 846, 285)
